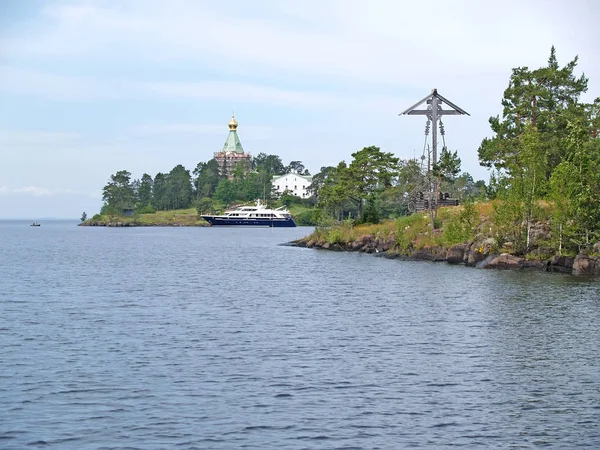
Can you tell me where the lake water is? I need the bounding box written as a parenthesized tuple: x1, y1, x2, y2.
(1, 220, 600, 449)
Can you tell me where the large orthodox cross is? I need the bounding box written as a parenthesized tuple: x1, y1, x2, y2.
(399, 89, 469, 167)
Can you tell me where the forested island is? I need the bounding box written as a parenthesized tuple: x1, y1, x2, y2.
(83, 48, 600, 272)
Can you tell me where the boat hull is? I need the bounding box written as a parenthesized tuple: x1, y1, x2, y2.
(201, 216, 296, 227)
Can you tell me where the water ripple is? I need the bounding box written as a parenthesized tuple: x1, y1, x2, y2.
(1, 222, 600, 448)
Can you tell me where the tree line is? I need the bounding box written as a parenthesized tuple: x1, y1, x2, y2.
(100, 154, 313, 216)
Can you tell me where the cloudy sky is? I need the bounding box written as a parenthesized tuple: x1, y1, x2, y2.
(1, 0, 598, 218)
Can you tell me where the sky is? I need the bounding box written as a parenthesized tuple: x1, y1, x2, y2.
(0, 0, 599, 219)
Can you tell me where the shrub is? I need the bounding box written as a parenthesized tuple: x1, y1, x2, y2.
(137, 204, 156, 214)
(294, 209, 316, 226)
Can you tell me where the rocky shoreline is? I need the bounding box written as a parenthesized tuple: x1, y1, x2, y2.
(291, 234, 600, 275)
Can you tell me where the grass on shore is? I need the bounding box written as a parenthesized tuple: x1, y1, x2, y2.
(84, 208, 209, 226)
(303, 202, 495, 253)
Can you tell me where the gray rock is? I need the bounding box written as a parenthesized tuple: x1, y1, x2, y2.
(446, 245, 466, 264)
(478, 253, 524, 270)
(547, 255, 574, 273)
(465, 250, 486, 267)
(573, 253, 600, 275)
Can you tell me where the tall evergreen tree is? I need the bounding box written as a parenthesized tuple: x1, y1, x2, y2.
(152, 172, 167, 210)
(165, 164, 193, 209)
(138, 173, 153, 207)
(478, 46, 588, 184)
(102, 170, 136, 214)
(194, 159, 221, 199)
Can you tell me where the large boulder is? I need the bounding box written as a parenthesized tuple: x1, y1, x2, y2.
(446, 244, 466, 264)
(521, 259, 546, 271)
(478, 253, 524, 270)
(465, 249, 486, 267)
(547, 255, 575, 273)
(573, 253, 600, 275)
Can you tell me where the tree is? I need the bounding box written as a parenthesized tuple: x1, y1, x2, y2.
(253, 153, 285, 175)
(102, 170, 136, 214)
(214, 178, 236, 206)
(194, 159, 221, 199)
(345, 146, 399, 221)
(137, 173, 153, 207)
(280, 189, 295, 207)
(315, 162, 355, 220)
(307, 166, 336, 199)
(549, 119, 600, 252)
(80, 212, 87, 222)
(316, 146, 399, 222)
(285, 160, 306, 174)
(427, 147, 462, 227)
(379, 158, 425, 216)
(195, 197, 214, 215)
(164, 164, 193, 209)
(238, 170, 272, 202)
(152, 172, 167, 210)
(478, 46, 588, 183)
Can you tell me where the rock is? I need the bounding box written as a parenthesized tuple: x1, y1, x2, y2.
(483, 237, 497, 254)
(573, 253, 600, 275)
(465, 250, 486, 267)
(322, 242, 330, 250)
(521, 259, 546, 270)
(305, 240, 314, 248)
(478, 253, 525, 270)
(410, 247, 446, 262)
(446, 244, 466, 264)
(547, 255, 574, 273)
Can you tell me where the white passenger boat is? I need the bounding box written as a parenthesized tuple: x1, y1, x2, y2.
(201, 200, 296, 227)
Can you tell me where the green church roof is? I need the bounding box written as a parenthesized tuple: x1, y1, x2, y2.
(221, 115, 245, 154)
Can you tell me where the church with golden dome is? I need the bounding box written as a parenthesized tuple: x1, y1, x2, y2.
(214, 115, 251, 179)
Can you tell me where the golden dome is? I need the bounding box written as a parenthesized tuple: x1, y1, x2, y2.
(228, 115, 238, 130)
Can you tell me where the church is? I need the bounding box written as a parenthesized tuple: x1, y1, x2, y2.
(214, 115, 251, 179)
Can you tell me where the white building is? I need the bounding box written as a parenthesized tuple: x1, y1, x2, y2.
(272, 171, 313, 198)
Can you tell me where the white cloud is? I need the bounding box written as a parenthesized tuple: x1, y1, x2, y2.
(14, 186, 53, 197)
(0, 129, 82, 146)
(4, 0, 597, 87)
(0, 186, 84, 197)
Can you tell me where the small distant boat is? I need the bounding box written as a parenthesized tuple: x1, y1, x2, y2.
(202, 199, 296, 227)
(30, 222, 41, 227)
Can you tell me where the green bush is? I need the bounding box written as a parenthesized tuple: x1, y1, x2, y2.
(294, 209, 316, 226)
(137, 204, 156, 214)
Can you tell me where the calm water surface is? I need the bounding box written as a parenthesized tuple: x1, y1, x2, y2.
(1, 220, 600, 449)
